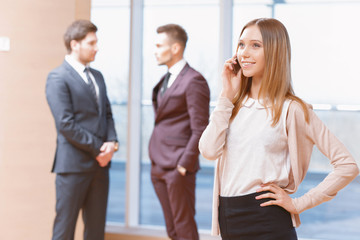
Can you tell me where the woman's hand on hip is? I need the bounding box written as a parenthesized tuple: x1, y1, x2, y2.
(255, 183, 299, 214)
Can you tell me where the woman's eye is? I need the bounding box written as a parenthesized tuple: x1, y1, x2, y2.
(238, 43, 245, 48)
(253, 43, 261, 48)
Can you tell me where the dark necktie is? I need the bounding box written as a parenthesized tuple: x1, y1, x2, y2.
(84, 67, 99, 108)
(161, 72, 171, 96)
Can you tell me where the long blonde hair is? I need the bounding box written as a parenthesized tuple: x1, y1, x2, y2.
(231, 18, 309, 126)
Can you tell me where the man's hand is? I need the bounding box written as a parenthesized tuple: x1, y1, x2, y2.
(96, 141, 115, 167)
(177, 165, 187, 176)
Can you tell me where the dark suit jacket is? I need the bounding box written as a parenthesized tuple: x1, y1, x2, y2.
(46, 60, 117, 173)
(149, 63, 210, 173)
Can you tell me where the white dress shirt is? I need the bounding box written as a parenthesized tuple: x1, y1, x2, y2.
(167, 58, 187, 88)
(65, 55, 99, 98)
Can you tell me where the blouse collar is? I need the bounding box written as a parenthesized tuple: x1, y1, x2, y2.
(242, 96, 267, 109)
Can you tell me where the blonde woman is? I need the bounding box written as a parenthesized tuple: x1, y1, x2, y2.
(199, 18, 359, 240)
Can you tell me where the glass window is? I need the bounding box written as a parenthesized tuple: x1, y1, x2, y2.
(233, 1, 272, 50)
(276, 2, 360, 105)
(90, 1, 359, 239)
(91, 0, 130, 224)
(140, 0, 220, 229)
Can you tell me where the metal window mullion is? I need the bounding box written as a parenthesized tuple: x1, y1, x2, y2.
(219, 0, 233, 73)
(218, 0, 233, 97)
(126, 0, 144, 227)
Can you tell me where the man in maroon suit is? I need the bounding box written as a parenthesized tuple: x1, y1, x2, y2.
(149, 24, 210, 240)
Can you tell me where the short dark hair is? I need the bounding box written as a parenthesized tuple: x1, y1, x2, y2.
(157, 24, 188, 49)
(64, 20, 97, 53)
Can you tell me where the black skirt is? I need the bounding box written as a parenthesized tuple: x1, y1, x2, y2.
(218, 192, 298, 240)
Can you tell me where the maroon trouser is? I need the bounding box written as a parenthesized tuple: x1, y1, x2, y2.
(151, 164, 199, 240)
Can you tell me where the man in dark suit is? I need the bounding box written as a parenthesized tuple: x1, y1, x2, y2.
(149, 24, 210, 240)
(46, 20, 118, 240)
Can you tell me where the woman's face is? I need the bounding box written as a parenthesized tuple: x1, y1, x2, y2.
(237, 25, 265, 83)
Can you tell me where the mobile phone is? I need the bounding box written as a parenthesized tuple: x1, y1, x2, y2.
(232, 58, 241, 75)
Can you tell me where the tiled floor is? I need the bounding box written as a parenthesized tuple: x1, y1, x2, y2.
(107, 162, 360, 240)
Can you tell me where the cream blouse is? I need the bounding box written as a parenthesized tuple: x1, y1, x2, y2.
(220, 97, 291, 196)
(199, 97, 359, 236)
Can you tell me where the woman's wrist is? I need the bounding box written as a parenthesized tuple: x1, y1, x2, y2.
(220, 90, 235, 101)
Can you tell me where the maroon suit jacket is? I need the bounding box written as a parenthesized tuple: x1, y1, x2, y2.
(149, 63, 210, 173)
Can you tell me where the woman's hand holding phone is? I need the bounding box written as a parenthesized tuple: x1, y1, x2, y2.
(232, 58, 241, 75)
(221, 55, 242, 101)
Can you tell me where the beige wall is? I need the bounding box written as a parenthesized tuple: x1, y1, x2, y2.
(0, 0, 90, 239)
